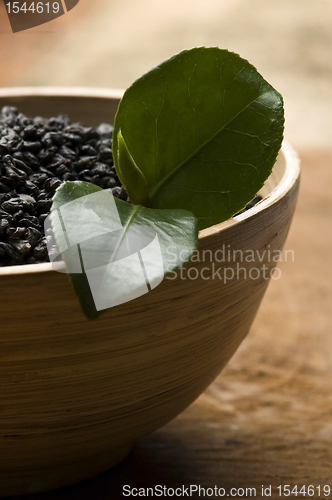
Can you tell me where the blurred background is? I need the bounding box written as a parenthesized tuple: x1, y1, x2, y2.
(1, 1, 332, 497)
(1, 0, 332, 148)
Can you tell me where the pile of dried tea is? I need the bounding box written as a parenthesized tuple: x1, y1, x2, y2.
(0, 106, 126, 266)
(0, 104, 263, 268)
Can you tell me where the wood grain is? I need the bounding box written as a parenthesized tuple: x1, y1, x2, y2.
(0, 89, 300, 496)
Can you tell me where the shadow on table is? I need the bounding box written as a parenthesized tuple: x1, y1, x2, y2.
(4, 422, 247, 500)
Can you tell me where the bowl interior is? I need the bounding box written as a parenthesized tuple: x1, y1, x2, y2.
(0, 88, 300, 275)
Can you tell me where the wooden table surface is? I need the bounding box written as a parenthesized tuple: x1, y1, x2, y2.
(3, 148, 331, 500)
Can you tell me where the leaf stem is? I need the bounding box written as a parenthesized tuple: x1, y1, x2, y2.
(109, 204, 142, 263)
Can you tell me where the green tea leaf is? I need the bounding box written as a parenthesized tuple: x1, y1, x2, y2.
(113, 47, 284, 230)
(50, 181, 198, 319)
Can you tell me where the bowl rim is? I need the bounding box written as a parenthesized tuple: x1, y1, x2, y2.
(0, 87, 300, 276)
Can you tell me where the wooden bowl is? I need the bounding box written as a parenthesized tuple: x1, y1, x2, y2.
(0, 88, 300, 496)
